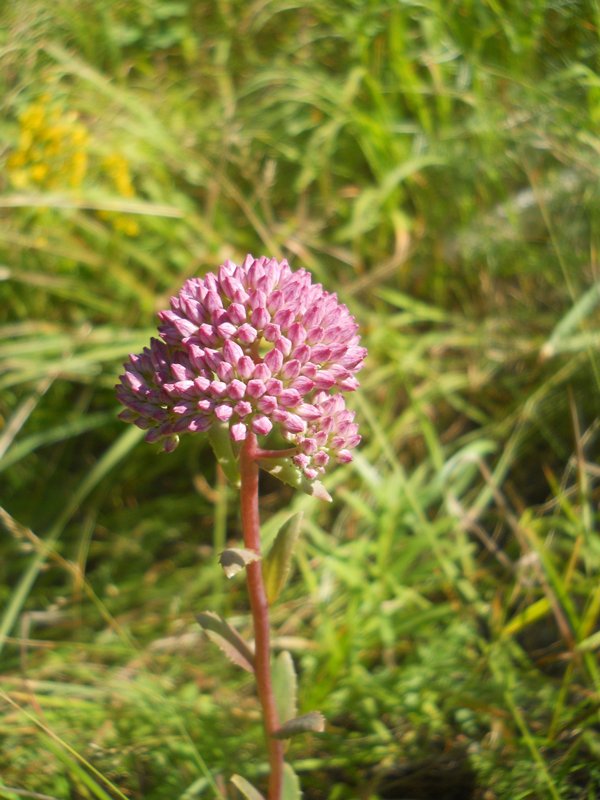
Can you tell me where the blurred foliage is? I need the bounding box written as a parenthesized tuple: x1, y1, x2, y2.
(0, 1, 599, 799)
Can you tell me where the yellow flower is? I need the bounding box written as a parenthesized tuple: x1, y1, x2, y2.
(102, 152, 135, 197)
(7, 96, 90, 191)
(7, 96, 141, 238)
(20, 104, 46, 131)
(9, 170, 29, 189)
(30, 163, 49, 183)
(69, 151, 88, 188)
(18, 129, 34, 152)
(115, 217, 140, 237)
(70, 126, 88, 146)
(7, 151, 26, 168)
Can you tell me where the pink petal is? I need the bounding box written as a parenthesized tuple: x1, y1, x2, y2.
(257, 395, 277, 414)
(252, 416, 273, 435)
(231, 422, 247, 441)
(265, 378, 283, 396)
(237, 356, 254, 379)
(251, 307, 270, 329)
(278, 388, 301, 407)
(283, 413, 306, 434)
(228, 379, 246, 400)
(263, 323, 280, 342)
(253, 363, 271, 381)
(237, 323, 258, 344)
(217, 362, 234, 382)
(223, 339, 244, 366)
(246, 379, 267, 399)
(227, 303, 246, 325)
(215, 404, 233, 421)
(234, 401, 252, 417)
(209, 380, 228, 397)
(264, 348, 284, 373)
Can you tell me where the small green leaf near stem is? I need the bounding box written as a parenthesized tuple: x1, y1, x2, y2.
(263, 514, 303, 604)
(272, 651, 298, 726)
(195, 611, 255, 673)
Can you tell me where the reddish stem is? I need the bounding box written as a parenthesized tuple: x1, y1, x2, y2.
(255, 446, 299, 460)
(239, 433, 284, 800)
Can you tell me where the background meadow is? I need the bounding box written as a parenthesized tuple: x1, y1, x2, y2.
(1, 1, 599, 798)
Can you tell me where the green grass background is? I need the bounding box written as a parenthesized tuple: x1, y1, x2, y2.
(1, 1, 599, 798)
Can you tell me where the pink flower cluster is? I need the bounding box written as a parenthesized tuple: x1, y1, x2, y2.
(116, 255, 365, 478)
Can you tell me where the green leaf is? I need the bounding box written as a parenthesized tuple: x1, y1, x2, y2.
(208, 422, 240, 487)
(272, 651, 297, 726)
(0, 191, 184, 217)
(577, 629, 600, 653)
(196, 611, 254, 672)
(0, 425, 145, 656)
(231, 775, 266, 800)
(273, 711, 326, 739)
(541, 281, 600, 359)
(219, 547, 261, 579)
(0, 411, 114, 474)
(282, 763, 302, 800)
(263, 513, 302, 603)
(376, 287, 453, 323)
(258, 458, 331, 502)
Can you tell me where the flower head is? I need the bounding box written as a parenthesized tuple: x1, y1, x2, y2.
(116, 255, 365, 477)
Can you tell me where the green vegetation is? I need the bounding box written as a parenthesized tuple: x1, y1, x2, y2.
(1, 1, 599, 798)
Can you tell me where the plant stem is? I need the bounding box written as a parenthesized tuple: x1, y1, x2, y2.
(255, 446, 299, 460)
(239, 433, 284, 800)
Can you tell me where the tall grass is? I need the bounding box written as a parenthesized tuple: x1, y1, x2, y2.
(1, 1, 599, 798)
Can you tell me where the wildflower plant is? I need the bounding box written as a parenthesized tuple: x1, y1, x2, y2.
(117, 255, 365, 799)
(7, 94, 140, 236)
(7, 94, 89, 190)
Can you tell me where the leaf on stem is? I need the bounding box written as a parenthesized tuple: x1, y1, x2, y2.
(282, 763, 302, 800)
(208, 422, 241, 488)
(231, 774, 266, 800)
(196, 611, 254, 672)
(219, 547, 261, 579)
(263, 513, 302, 603)
(273, 711, 326, 739)
(258, 457, 331, 502)
(272, 650, 297, 726)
